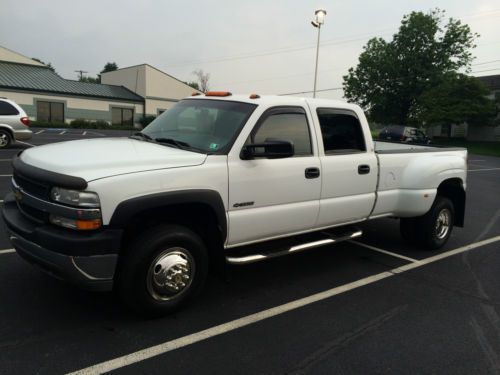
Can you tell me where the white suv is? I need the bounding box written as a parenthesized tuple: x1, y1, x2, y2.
(0, 98, 32, 148)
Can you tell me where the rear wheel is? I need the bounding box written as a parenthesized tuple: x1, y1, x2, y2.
(418, 196, 454, 250)
(117, 224, 208, 317)
(401, 196, 454, 250)
(0, 130, 12, 149)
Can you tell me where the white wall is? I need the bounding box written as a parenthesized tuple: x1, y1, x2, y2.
(101, 65, 146, 97)
(0, 46, 45, 66)
(144, 65, 198, 116)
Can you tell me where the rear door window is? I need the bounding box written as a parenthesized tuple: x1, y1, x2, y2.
(316, 108, 366, 153)
(0, 101, 19, 116)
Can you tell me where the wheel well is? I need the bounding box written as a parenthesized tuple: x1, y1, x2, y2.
(119, 203, 226, 270)
(0, 125, 13, 138)
(437, 178, 465, 227)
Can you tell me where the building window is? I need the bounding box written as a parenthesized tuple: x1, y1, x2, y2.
(112, 107, 134, 126)
(37, 101, 64, 123)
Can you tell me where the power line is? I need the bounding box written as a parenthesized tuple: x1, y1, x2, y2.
(280, 87, 343, 96)
(219, 59, 500, 87)
(472, 59, 500, 66)
(472, 67, 500, 74)
(278, 66, 500, 96)
(162, 9, 500, 70)
(163, 32, 394, 69)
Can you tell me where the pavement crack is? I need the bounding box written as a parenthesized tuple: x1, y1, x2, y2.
(283, 305, 407, 375)
(470, 317, 500, 374)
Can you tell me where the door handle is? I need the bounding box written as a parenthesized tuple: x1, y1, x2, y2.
(305, 167, 320, 179)
(358, 165, 370, 175)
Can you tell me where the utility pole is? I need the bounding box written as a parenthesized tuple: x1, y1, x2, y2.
(74, 70, 88, 80)
(311, 9, 327, 98)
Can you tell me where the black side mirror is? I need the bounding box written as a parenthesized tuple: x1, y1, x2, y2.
(240, 139, 294, 160)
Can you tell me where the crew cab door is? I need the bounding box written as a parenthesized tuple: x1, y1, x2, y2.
(313, 107, 377, 227)
(227, 106, 321, 246)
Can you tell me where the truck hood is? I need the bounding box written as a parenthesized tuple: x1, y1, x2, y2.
(19, 137, 207, 181)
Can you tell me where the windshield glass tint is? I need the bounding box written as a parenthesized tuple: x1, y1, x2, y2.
(142, 99, 257, 153)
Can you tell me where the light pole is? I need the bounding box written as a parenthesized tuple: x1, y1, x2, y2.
(311, 9, 326, 98)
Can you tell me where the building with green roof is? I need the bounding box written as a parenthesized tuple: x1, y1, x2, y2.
(0, 46, 199, 126)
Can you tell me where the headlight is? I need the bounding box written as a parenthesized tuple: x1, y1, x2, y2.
(51, 187, 100, 208)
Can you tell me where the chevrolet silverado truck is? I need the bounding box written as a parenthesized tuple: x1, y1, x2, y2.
(2, 93, 467, 316)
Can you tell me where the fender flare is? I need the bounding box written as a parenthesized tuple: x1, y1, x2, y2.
(108, 189, 227, 240)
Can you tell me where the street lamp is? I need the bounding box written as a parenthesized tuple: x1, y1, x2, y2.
(311, 9, 327, 98)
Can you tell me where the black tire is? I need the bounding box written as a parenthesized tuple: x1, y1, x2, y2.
(116, 224, 208, 317)
(400, 218, 417, 243)
(0, 130, 12, 149)
(415, 196, 455, 250)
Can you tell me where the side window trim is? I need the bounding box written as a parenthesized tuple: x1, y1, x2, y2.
(316, 107, 367, 155)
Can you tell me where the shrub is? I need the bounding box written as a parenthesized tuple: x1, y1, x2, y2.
(70, 119, 93, 128)
(30, 120, 68, 128)
(29, 119, 135, 130)
(139, 115, 156, 127)
(93, 120, 110, 128)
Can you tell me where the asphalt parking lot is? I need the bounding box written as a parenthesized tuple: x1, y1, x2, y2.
(0, 130, 499, 374)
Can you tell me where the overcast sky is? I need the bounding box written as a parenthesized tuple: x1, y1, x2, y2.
(1, 0, 499, 100)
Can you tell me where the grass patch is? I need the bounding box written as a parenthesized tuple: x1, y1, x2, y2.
(433, 137, 500, 157)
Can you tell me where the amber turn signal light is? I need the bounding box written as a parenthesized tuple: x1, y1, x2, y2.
(205, 91, 232, 97)
(75, 219, 102, 230)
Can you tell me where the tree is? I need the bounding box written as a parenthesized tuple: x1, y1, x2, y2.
(186, 81, 200, 91)
(192, 69, 210, 92)
(79, 62, 119, 84)
(32, 58, 56, 73)
(415, 74, 498, 136)
(79, 76, 100, 84)
(343, 9, 478, 125)
(101, 62, 118, 74)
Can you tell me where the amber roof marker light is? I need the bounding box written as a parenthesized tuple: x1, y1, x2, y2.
(205, 91, 232, 97)
(191, 92, 201, 96)
(249, 94, 260, 99)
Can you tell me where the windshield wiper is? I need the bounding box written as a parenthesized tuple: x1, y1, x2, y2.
(154, 138, 192, 149)
(129, 132, 153, 141)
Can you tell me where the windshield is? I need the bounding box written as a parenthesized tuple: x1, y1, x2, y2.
(142, 99, 257, 153)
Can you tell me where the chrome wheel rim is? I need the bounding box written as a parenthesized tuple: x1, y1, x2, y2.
(435, 208, 451, 240)
(0, 133, 8, 147)
(146, 248, 195, 301)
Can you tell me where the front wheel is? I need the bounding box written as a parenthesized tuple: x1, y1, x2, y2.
(116, 224, 208, 317)
(0, 130, 12, 149)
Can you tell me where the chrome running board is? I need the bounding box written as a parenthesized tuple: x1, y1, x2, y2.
(226, 228, 362, 265)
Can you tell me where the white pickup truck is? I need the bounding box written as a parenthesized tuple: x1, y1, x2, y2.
(2, 93, 467, 316)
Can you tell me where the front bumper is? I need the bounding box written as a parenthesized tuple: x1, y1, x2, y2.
(2, 194, 122, 291)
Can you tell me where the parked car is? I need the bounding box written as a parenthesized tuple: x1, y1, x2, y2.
(378, 125, 430, 144)
(0, 98, 32, 148)
(2, 93, 467, 316)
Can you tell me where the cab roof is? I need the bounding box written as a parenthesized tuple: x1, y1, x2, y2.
(183, 93, 360, 111)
